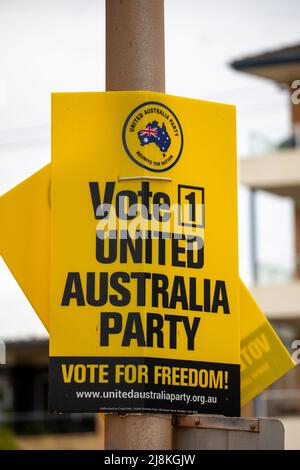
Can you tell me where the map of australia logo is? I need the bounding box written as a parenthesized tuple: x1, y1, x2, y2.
(123, 101, 183, 172)
(138, 121, 171, 155)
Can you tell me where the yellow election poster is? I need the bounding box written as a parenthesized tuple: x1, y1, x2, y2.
(0, 160, 295, 408)
(49, 91, 240, 414)
(240, 281, 295, 405)
(0, 165, 51, 330)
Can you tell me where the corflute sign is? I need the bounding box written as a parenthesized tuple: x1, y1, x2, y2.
(49, 91, 240, 415)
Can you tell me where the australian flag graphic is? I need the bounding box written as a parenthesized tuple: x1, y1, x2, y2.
(138, 121, 171, 154)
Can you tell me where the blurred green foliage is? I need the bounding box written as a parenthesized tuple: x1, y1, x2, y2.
(0, 427, 19, 450)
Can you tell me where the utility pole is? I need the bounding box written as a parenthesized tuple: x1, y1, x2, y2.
(106, 0, 165, 92)
(104, 0, 172, 450)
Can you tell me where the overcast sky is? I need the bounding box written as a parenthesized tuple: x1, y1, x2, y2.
(0, 0, 299, 339)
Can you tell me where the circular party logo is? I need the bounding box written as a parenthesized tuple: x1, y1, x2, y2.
(122, 101, 184, 172)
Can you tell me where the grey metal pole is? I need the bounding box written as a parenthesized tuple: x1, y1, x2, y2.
(104, 0, 172, 450)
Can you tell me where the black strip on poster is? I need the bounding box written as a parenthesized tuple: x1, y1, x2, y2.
(49, 356, 240, 416)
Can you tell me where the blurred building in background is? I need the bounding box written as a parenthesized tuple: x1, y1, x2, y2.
(231, 43, 300, 449)
(0, 339, 102, 449)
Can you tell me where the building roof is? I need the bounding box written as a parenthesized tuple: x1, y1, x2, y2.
(5, 338, 49, 366)
(6, 338, 49, 350)
(230, 43, 300, 84)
